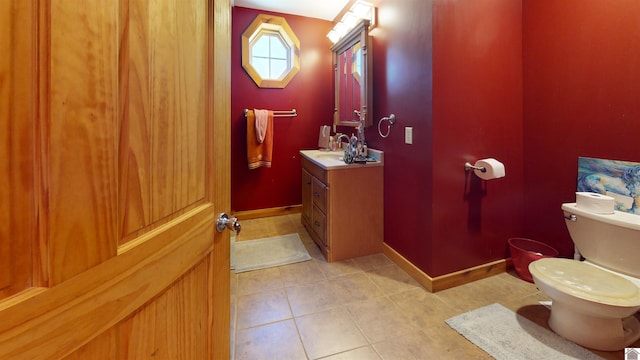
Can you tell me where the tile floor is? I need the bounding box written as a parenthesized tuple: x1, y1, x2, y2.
(230, 213, 637, 360)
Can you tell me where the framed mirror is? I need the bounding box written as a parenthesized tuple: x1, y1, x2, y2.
(331, 20, 372, 128)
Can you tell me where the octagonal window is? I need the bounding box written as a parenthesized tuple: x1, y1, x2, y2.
(242, 15, 300, 88)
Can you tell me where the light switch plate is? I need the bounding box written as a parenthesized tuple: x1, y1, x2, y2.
(405, 127, 413, 144)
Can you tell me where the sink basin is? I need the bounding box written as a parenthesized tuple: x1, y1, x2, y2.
(300, 149, 383, 170)
(313, 153, 343, 162)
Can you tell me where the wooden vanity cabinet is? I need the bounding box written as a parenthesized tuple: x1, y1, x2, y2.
(301, 169, 313, 225)
(311, 177, 328, 248)
(301, 157, 383, 262)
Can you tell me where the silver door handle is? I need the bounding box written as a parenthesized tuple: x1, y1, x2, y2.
(216, 213, 241, 235)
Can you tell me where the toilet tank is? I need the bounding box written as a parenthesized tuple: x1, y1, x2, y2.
(562, 203, 640, 278)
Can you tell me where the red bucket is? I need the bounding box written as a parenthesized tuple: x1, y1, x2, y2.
(508, 238, 559, 282)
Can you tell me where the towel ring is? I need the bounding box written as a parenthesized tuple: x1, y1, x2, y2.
(378, 114, 396, 138)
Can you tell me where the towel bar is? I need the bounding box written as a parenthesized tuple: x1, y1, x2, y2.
(244, 109, 297, 117)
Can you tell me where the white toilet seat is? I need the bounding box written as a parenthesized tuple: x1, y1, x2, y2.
(530, 258, 640, 307)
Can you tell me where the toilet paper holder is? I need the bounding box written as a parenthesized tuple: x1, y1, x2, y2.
(464, 162, 486, 173)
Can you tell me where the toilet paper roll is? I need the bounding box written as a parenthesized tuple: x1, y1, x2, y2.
(575, 192, 615, 214)
(474, 158, 505, 180)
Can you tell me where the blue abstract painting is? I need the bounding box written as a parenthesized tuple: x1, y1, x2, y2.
(577, 157, 640, 214)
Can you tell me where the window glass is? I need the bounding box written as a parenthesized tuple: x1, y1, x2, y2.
(251, 57, 270, 79)
(271, 59, 288, 79)
(270, 36, 288, 59)
(252, 35, 270, 58)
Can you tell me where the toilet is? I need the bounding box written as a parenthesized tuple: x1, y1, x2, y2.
(528, 202, 640, 351)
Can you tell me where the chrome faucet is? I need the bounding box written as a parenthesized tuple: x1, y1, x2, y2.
(335, 134, 350, 149)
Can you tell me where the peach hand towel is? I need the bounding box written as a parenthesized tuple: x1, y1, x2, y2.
(254, 109, 268, 143)
(247, 110, 274, 169)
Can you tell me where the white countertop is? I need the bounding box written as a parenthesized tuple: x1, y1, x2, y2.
(299, 148, 383, 170)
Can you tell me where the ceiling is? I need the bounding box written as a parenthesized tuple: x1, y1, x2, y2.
(232, 0, 350, 21)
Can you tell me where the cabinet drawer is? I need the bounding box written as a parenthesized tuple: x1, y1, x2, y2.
(302, 157, 327, 183)
(312, 177, 327, 213)
(312, 205, 327, 247)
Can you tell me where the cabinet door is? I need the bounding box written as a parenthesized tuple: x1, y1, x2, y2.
(312, 205, 327, 248)
(302, 169, 313, 224)
(312, 177, 327, 213)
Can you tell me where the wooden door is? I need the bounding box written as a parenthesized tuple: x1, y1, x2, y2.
(0, 0, 231, 359)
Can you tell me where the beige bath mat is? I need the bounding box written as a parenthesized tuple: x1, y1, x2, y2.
(445, 303, 604, 360)
(230, 233, 311, 273)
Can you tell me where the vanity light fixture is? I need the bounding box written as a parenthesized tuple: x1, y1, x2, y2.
(327, 22, 349, 44)
(341, 11, 360, 28)
(327, 0, 376, 44)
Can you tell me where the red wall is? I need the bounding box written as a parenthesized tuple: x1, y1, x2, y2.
(369, 0, 434, 274)
(371, 0, 523, 277)
(231, 7, 334, 212)
(522, 0, 640, 257)
(432, 0, 524, 276)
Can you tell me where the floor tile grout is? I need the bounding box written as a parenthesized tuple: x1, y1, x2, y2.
(231, 214, 631, 360)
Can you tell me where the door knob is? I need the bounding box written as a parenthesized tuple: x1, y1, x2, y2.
(216, 213, 241, 235)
